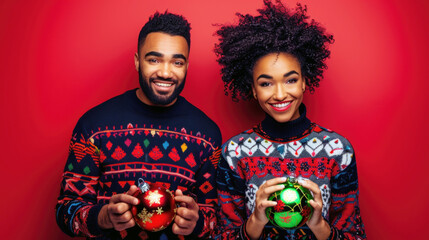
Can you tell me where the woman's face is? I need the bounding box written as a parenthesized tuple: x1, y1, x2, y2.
(252, 52, 305, 123)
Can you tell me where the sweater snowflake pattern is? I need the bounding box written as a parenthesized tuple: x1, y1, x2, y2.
(216, 105, 365, 239)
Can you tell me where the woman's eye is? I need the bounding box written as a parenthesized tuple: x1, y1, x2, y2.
(287, 78, 298, 84)
(260, 82, 271, 87)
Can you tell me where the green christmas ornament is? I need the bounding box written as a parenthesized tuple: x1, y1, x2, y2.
(265, 177, 314, 229)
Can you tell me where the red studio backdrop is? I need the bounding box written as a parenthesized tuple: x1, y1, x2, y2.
(1, 0, 428, 239)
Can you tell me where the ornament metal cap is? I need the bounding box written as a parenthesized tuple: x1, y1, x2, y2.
(137, 178, 149, 193)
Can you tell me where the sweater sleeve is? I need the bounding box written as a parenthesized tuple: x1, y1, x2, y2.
(215, 147, 251, 240)
(188, 146, 222, 239)
(55, 120, 106, 238)
(328, 149, 366, 239)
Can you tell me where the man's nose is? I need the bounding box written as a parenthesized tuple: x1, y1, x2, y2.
(157, 63, 172, 79)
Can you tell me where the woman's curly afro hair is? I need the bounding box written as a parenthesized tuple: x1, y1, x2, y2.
(214, 0, 334, 101)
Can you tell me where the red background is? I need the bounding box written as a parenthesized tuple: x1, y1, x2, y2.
(1, 0, 428, 239)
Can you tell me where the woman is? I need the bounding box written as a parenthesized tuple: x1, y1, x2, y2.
(214, 1, 366, 239)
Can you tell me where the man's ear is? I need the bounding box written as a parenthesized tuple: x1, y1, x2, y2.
(134, 52, 139, 72)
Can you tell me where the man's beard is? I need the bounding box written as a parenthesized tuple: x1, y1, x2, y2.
(138, 68, 186, 106)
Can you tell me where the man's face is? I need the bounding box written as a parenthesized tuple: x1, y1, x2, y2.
(135, 32, 189, 107)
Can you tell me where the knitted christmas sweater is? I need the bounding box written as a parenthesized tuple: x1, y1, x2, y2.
(56, 89, 222, 240)
(216, 105, 365, 240)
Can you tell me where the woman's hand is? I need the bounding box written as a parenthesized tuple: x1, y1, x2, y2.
(298, 178, 331, 240)
(246, 177, 287, 240)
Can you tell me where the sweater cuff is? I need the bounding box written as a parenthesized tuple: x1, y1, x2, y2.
(326, 226, 338, 240)
(190, 210, 205, 237)
(240, 219, 264, 240)
(87, 203, 109, 237)
(240, 221, 250, 240)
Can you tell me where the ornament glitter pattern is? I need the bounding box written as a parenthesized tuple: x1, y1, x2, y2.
(131, 178, 177, 232)
(265, 177, 314, 229)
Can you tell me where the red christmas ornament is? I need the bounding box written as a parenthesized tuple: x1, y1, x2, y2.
(131, 179, 177, 232)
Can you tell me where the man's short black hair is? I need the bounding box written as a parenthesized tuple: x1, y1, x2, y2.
(138, 11, 191, 52)
(215, 0, 334, 101)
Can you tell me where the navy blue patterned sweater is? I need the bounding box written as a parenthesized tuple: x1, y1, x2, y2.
(56, 89, 222, 239)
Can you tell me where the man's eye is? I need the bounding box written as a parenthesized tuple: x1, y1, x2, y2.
(174, 61, 184, 66)
(148, 59, 159, 63)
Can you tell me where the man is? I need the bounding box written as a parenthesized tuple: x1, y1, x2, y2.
(56, 11, 222, 240)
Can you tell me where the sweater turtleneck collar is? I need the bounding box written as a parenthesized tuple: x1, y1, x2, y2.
(254, 104, 312, 142)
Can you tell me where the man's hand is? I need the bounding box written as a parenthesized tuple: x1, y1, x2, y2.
(172, 189, 199, 236)
(98, 185, 140, 231)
